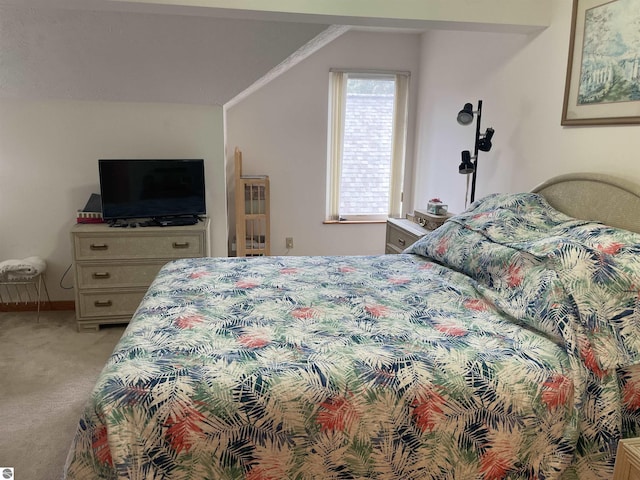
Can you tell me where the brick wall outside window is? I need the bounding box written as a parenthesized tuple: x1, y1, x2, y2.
(339, 92, 394, 216)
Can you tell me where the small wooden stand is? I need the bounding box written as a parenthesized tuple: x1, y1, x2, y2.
(613, 438, 640, 480)
(234, 148, 270, 257)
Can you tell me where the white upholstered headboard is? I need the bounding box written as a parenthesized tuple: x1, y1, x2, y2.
(532, 173, 640, 234)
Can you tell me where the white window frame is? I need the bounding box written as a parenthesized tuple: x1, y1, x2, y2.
(326, 69, 410, 222)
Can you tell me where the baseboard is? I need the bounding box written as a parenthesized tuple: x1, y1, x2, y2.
(0, 301, 75, 312)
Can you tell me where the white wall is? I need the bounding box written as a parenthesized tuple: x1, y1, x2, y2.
(226, 30, 421, 256)
(6, 0, 638, 301)
(413, 0, 640, 215)
(0, 99, 227, 301)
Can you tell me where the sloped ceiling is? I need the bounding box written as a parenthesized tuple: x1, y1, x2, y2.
(0, 5, 330, 105)
(0, 1, 552, 106)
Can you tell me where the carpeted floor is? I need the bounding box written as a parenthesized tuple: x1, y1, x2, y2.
(0, 311, 126, 480)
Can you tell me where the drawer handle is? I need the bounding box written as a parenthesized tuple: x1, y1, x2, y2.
(94, 300, 113, 308)
(172, 242, 190, 249)
(397, 238, 406, 246)
(92, 272, 111, 279)
(90, 244, 109, 251)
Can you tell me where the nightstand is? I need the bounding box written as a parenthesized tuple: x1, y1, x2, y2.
(613, 438, 640, 480)
(385, 218, 431, 254)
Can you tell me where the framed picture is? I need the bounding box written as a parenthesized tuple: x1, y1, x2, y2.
(562, 0, 640, 125)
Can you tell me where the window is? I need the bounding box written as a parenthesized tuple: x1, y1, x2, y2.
(326, 70, 409, 221)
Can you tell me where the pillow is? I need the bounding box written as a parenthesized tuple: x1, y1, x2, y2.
(407, 193, 589, 269)
(407, 192, 640, 373)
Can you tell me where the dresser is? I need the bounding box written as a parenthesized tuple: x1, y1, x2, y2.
(71, 219, 210, 332)
(385, 218, 431, 254)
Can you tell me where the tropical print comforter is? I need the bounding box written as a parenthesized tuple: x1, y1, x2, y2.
(64, 193, 640, 480)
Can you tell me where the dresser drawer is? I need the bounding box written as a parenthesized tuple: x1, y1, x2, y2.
(386, 223, 421, 253)
(77, 289, 147, 318)
(385, 218, 431, 254)
(74, 232, 205, 261)
(76, 261, 167, 289)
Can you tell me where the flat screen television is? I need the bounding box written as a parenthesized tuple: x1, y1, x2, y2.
(98, 159, 206, 222)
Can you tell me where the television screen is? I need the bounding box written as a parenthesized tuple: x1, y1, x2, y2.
(99, 159, 206, 220)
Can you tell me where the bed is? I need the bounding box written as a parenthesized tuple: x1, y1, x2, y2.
(64, 173, 640, 479)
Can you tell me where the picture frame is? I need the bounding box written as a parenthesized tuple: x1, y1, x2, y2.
(562, 0, 640, 125)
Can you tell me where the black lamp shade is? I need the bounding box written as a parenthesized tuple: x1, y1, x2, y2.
(478, 127, 495, 152)
(458, 150, 475, 174)
(457, 103, 474, 125)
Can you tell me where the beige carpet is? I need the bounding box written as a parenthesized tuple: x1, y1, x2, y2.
(0, 311, 126, 480)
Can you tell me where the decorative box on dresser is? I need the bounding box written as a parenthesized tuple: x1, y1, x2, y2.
(413, 209, 452, 231)
(71, 219, 210, 332)
(613, 438, 640, 480)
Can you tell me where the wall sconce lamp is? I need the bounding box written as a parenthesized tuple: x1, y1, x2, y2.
(456, 100, 495, 203)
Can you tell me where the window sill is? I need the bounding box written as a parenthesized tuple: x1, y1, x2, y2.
(323, 220, 386, 225)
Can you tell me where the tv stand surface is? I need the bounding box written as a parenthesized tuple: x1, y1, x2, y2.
(154, 216, 200, 227)
(71, 219, 210, 332)
(107, 216, 201, 228)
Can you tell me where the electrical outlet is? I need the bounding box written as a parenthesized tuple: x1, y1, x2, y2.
(286, 237, 294, 249)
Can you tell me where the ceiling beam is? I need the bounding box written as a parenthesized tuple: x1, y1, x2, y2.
(0, 0, 552, 33)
